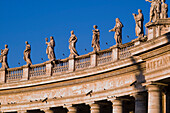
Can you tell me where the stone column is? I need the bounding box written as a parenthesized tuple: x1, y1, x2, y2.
(22, 65, 29, 80)
(89, 103, 100, 113)
(147, 84, 161, 113)
(110, 99, 122, 113)
(110, 46, 119, 62)
(68, 57, 75, 72)
(90, 52, 97, 67)
(18, 110, 27, 113)
(0, 68, 6, 83)
(46, 61, 52, 76)
(42, 108, 54, 113)
(66, 106, 77, 113)
(133, 92, 146, 113)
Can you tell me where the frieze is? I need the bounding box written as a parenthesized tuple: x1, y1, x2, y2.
(146, 54, 170, 72)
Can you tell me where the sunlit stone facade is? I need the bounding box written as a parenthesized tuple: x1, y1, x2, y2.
(0, 18, 170, 113)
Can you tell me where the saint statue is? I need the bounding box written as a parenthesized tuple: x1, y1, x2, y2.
(161, 0, 168, 18)
(133, 9, 144, 37)
(146, 0, 161, 22)
(46, 36, 56, 61)
(92, 25, 100, 52)
(109, 18, 124, 46)
(23, 41, 32, 66)
(0, 44, 9, 69)
(69, 30, 79, 57)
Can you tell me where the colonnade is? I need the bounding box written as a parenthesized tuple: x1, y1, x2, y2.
(4, 84, 170, 113)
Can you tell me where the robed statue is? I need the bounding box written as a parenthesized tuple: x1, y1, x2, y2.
(161, 0, 168, 19)
(23, 41, 32, 66)
(69, 30, 79, 58)
(0, 44, 9, 69)
(46, 36, 56, 61)
(92, 25, 100, 52)
(133, 9, 144, 37)
(109, 18, 124, 46)
(146, 0, 161, 22)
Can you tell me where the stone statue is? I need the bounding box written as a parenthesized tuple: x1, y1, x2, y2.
(92, 25, 100, 52)
(0, 44, 9, 69)
(69, 30, 79, 57)
(161, 0, 168, 18)
(23, 41, 32, 66)
(146, 0, 161, 22)
(133, 9, 144, 37)
(109, 18, 124, 46)
(46, 36, 56, 61)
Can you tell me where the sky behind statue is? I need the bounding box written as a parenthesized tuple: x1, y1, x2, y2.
(0, 0, 169, 68)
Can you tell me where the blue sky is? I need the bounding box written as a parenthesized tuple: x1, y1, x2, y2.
(0, 0, 169, 68)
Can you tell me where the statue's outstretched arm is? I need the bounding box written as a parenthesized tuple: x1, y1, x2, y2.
(145, 0, 152, 3)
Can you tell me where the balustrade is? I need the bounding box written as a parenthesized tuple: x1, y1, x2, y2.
(75, 56, 91, 70)
(0, 40, 140, 83)
(52, 60, 69, 73)
(6, 68, 23, 82)
(97, 49, 112, 66)
(119, 42, 134, 59)
(29, 64, 46, 79)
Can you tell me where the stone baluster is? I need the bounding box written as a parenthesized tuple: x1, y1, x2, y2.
(66, 106, 77, 113)
(89, 103, 100, 113)
(110, 46, 119, 62)
(147, 84, 161, 113)
(132, 92, 146, 113)
(109, 98, 123, 113)
(22, 65, 29, 80)
(46, 61, 52, 76)
(68, 57, 75, 72)
(0, 68, 6, 83)
(90, 52, 97, 67)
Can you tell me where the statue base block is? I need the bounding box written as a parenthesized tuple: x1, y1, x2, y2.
(145, 18, 170, 40)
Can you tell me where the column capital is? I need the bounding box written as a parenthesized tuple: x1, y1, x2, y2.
(65, 106, 77, 113)
(108, 97, 123, 113)
(88, 103, 100, 113)
(41, 108, 53, 113)
(131, 92, 147, 100)
(18, 110, 27, 113)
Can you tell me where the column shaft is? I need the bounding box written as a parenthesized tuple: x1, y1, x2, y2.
(112, 99, 122, 113)
(134, 93, 146, 113)
(42, 109, 54, 113)
(90, 104, 100, 113)
(148, 85, 161, 113)
(67, 106, 77, 113)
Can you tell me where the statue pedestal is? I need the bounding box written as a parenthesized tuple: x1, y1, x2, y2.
(145, 18, 170, 40)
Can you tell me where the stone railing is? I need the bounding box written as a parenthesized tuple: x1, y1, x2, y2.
(119, 42, 134, 60)
(97, 49, 112, 66)
(52, 59, 69, 74)
(29, 63, 46, 79)
(0, 38, 144, 84)
(6, 67, 23, 82)
(75, 55, 91, 71)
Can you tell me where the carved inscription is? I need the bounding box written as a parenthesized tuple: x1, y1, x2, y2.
(146, 54, 170, 72)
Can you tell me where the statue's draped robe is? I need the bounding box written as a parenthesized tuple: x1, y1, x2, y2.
(150, 0, 161, 22)
(69, 34, 78, 56)
(92, 29, 100, 51)
(46, 39, 56, 61)
(111, 21, 123, 45)
(24, 44, 32, 65)
(0, 48, 9, 68)
(134, 13, 144, 37)
(161, 2, 168, 18)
